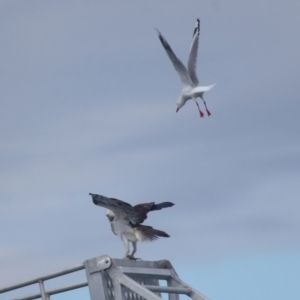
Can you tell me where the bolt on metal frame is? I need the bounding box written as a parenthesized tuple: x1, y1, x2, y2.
(0, 255, 209, 300)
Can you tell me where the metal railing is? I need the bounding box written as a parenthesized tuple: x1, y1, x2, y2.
(0, 263, 87, 300)
(0, 255, 209, 300)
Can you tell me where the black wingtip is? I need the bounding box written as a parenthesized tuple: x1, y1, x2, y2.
(155, 28, 164, 42)
(193, 18, 200, 37)
(155, 28, 166, 42)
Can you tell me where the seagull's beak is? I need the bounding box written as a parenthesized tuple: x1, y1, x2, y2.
(176, 107, 179, 113)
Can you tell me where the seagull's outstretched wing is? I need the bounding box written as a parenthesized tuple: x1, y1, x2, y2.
(89, 193, 140, 225)
(156, 29, 193, 87)
(187, 18, 200, 86)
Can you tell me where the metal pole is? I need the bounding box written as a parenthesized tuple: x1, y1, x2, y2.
(38, 280, 47, 300)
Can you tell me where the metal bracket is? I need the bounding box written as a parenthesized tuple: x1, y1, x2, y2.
(89, 255, 112, 274)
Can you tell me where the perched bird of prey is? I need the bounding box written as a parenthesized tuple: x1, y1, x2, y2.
(156, 18, 216, 117)
(89, 193, 174, 260)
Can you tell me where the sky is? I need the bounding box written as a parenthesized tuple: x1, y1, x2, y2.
(1, 0, 300, 299)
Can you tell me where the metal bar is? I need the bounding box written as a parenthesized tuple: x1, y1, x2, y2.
(49, 281, 87, 296)
(0, 264, 84, 294)
(116, 273, 162, 300)
(168, 275, 209, 300)
(112, 275, 123, 300)
(13, 281, 88, 300)
(143, 277, 161, 298)
(84, 257, 108, 300)
(144, 285, 191, 294)
(114, 259, 157, 269)
(38, 281, 47, 300)
(119, 267, 172, 279)
(13, 293, 41, 300)
(167, 277, 180, 300)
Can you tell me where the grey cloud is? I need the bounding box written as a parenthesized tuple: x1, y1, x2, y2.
(1, 1, 300, 294)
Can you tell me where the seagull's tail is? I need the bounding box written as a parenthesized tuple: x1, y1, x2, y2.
(193, 83, 216, 94)
(205, 83, 216, 91)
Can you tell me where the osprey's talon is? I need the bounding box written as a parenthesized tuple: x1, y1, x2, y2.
(126, 255, 138, 260)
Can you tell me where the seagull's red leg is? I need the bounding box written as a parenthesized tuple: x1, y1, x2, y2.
(194, 99, 204, 118)
(201, 96, 211, 116)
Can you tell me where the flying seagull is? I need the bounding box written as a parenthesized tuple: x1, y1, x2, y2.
(156, 18, 216, 117)
(89, 193, 174, 260)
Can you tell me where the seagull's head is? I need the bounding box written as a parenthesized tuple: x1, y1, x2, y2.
(176, 99, 185, 113)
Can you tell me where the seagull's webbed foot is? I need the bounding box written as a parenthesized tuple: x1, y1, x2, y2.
(194, 99, 205, 118)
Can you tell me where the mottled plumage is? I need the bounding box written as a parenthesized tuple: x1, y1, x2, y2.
(89, 193, 174, 260)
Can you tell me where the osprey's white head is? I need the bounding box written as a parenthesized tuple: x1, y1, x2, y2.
(106, 210, 115, 222)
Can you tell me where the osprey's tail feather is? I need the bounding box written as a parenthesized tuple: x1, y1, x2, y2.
(150, 202, 174, 211)
(135, 225, 170, 242)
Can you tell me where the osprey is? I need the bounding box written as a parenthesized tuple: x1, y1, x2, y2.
(156, 18, 216, 117)
(89, 193, 174, 260)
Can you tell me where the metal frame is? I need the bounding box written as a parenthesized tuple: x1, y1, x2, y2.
(0, 255, 209, 300)
(0, 264, 86, 300)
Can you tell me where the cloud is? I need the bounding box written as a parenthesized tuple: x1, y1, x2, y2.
(1, 2, 300, 298)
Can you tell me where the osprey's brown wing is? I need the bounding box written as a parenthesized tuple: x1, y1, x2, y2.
(133, 201, 175, 224)
(90, 193, 174, 225)
(90, 193, 140, 225)
(133, 202, 155, 224)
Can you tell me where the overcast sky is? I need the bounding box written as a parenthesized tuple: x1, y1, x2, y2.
(1, 1, 300, 300)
